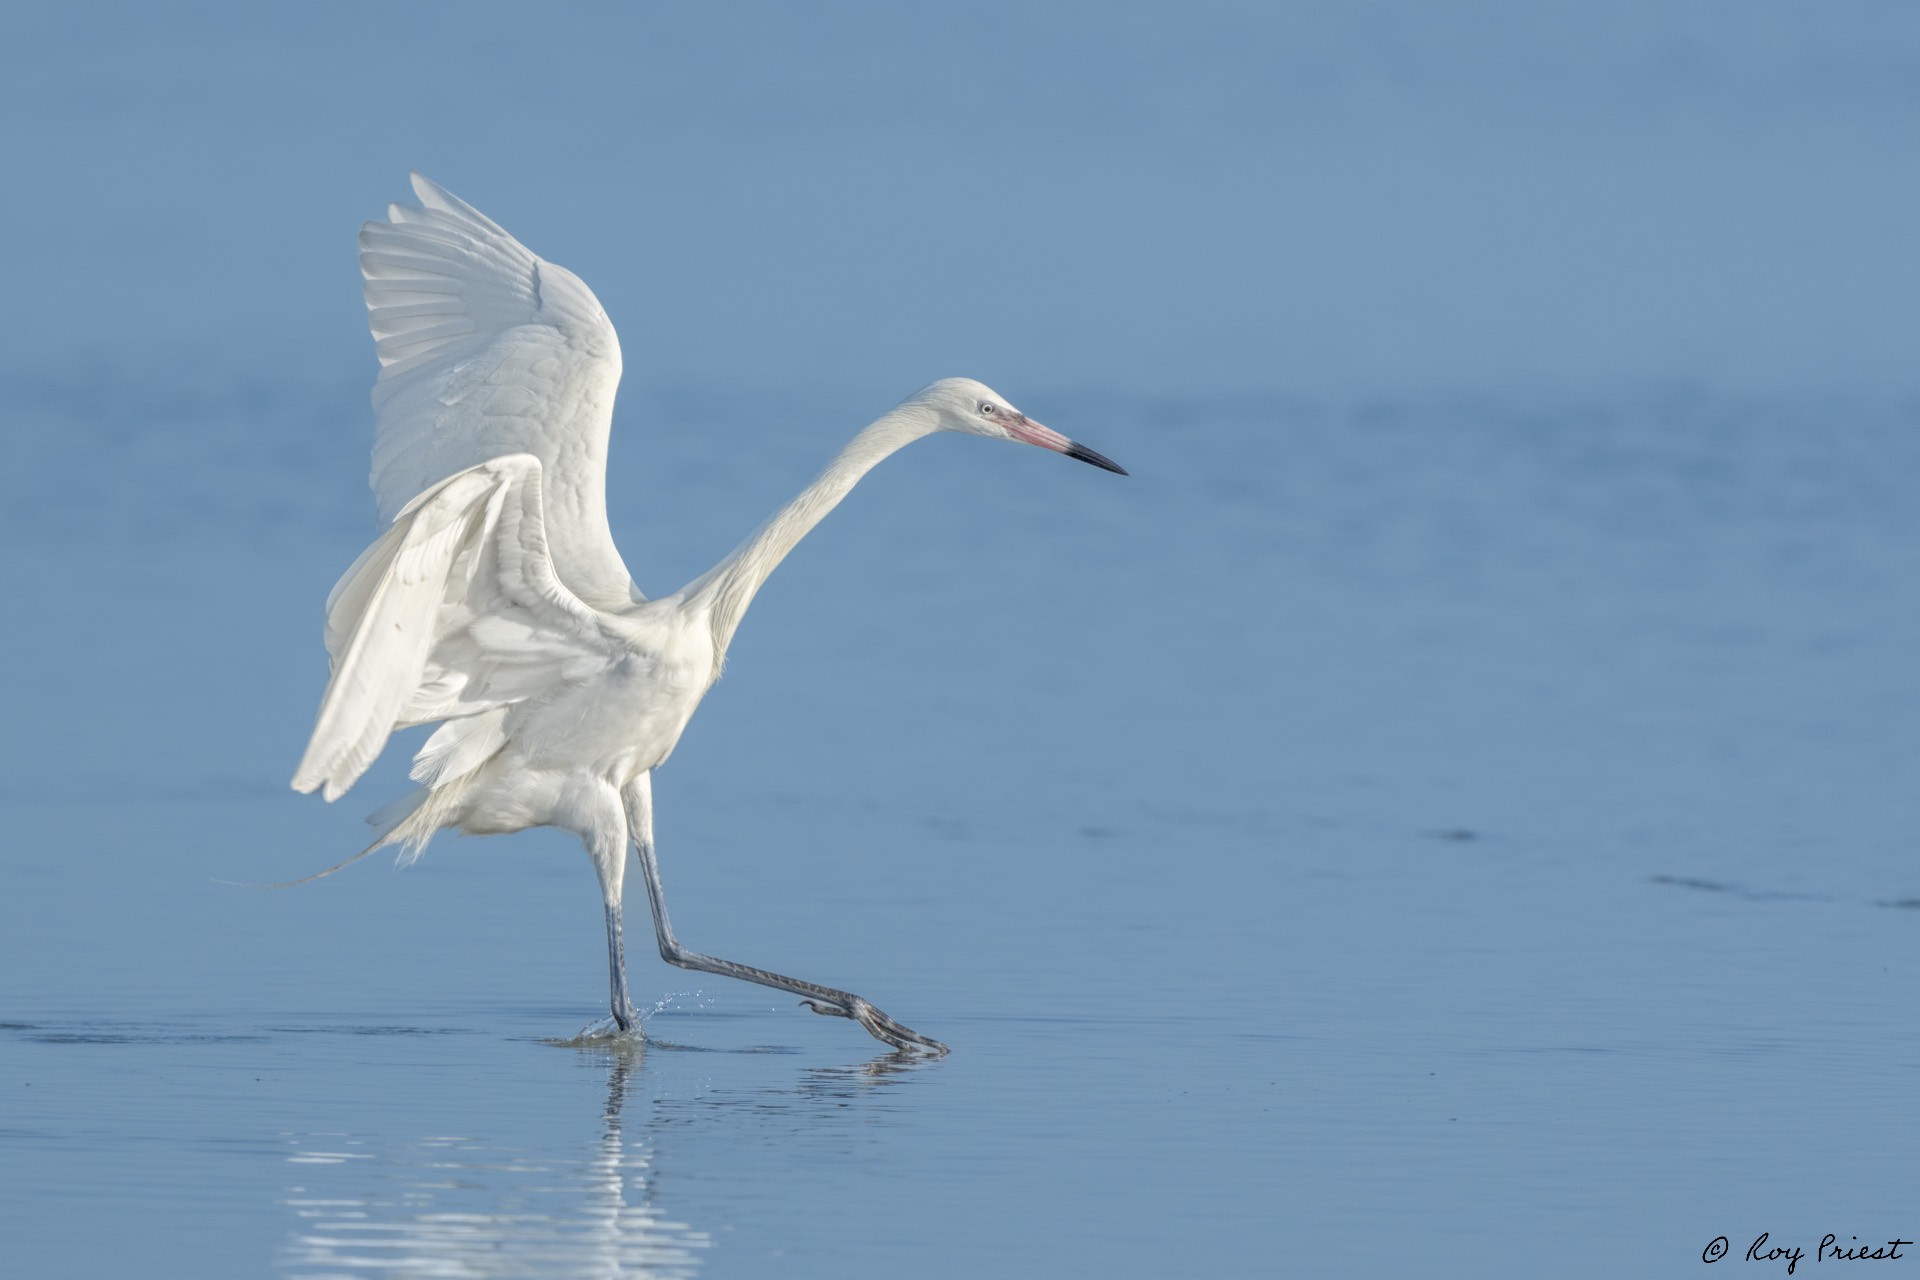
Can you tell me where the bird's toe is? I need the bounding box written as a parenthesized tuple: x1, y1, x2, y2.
(800, 998, 855, 1019)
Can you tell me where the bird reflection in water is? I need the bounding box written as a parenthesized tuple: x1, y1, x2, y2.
(278, 1041, 707, 1278)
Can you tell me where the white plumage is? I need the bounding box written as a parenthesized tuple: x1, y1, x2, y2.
(361, 175, 633, 606)
(293, 174, 1127, 1053)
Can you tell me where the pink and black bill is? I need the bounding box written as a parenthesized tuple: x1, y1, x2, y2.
(1006, 413, 1130, 476)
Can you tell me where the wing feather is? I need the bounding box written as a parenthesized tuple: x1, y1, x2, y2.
(293, 455, 624, 802)
(361, 173, 638, 609)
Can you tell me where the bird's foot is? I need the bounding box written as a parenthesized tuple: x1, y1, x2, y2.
(800, 995, 948, 1056)
(570, 1015, 625, 1042)
(571, 1002, 644, 1043)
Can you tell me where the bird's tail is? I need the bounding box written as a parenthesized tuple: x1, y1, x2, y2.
(222, 778, 472, 891)
(219, 837, 389, 890)
(367, 782, 469, 867)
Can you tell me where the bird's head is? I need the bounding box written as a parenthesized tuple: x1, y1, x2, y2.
(908, 378, 1128, 475)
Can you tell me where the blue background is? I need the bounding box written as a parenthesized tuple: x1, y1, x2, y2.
(1, 4, 1917, 1276)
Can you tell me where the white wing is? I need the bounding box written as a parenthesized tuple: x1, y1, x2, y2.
(293, 455, 626, 802)
(360, 173, 637, 608)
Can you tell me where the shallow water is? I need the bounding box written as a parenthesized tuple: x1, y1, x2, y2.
(2, 371, 1917, 1276)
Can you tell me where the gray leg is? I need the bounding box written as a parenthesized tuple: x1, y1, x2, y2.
(581, 782, 640, 1036)
(621, 775, 946, 1055)
(604, 901, 641, 1033)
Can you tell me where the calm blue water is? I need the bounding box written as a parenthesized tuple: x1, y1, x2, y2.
(4, 4, 1920, 1277)
(3, 378, 1916, 1277)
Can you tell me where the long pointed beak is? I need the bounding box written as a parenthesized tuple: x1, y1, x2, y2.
(1061, 440, 1128, 475)
(1007, 414, 1129, 476)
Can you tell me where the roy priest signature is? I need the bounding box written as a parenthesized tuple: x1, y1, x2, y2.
(1704, 1233, 1911, 1274)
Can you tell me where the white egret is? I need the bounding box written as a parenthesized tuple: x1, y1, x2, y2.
(292, 174, 1127, 1054)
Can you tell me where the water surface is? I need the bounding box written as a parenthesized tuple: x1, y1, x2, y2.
(2, 376, 1916, 1276)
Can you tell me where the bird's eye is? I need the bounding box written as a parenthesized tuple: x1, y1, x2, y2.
(981, 403, 997, 415)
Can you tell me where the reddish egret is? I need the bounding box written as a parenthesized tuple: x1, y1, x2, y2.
(292, 175, 1126, 1053)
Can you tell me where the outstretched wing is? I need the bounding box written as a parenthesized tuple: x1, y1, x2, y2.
(360, 172, 638, 608)
(293, 455, 626, 803)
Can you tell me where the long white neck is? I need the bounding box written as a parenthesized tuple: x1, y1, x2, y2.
(682, 403, 940, 655)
